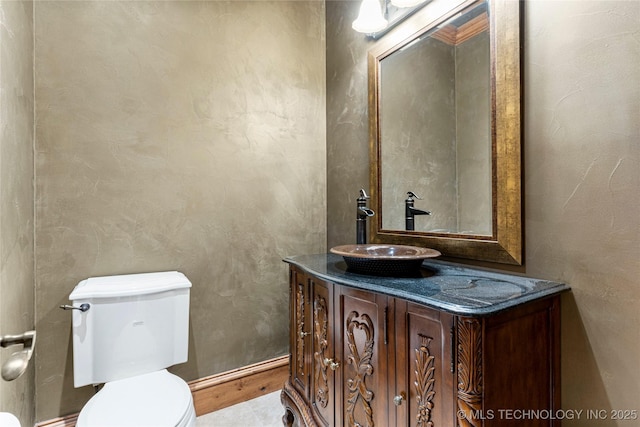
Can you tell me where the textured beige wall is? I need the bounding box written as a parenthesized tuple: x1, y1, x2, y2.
(326, 1, 371, 248)
(327, 1, 639, 424)
(34, 0, 325, 421)
(380, 37, 457, 232)
(455, 33, 491, 235)
(379, 33, 491, 234)
(524, 2, 639, 424)
(0, 1, 35, 426)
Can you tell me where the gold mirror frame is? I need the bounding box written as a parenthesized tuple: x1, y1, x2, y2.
(368, 0, 522, 265)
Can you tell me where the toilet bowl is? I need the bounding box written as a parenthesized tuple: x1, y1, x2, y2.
(0, 413, 21, 427)
(77, 370, 195, 427)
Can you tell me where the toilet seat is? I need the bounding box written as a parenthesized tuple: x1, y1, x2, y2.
(77, 369, 195, 427)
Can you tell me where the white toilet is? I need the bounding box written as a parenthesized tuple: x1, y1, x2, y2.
(68, 271, 196, 427)
(0, 413, 21, 427)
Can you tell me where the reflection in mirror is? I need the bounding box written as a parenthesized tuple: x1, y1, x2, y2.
(368, 0, 522, 265)
(380, 1, 491, 235)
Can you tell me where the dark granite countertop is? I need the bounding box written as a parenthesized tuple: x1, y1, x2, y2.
(284, 253, 570, 317)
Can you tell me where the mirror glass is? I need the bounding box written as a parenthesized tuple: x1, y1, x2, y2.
(380, 1, 491, 235)
(368, 0, 522, 265)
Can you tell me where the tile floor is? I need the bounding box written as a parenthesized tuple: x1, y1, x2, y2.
(196, 390, 283, 427)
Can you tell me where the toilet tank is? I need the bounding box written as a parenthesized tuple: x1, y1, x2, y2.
(69, 271, 191, 388)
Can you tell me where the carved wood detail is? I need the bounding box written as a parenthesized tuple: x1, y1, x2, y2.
(313, 294, 329, 408)
(345, 311, 375, 427)
(456, 319, 482, 427)
(414, 334, 436, 427)
(283, 380, 320, 427)
(296, 283, 305, 375)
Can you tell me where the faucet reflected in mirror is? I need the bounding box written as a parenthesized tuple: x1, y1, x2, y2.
(356, 189, 375, 244)
(404, 191, 431, 231)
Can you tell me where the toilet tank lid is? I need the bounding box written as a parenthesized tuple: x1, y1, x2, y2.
(70, 271, 191, 300)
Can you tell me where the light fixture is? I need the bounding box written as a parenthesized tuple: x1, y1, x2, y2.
(352, 0, 388, 34)
(390, 0, 427, 8)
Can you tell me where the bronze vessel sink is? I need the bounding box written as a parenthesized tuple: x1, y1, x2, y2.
(330, 244, 441, 277)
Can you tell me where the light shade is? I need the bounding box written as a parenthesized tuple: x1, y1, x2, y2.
(352, 0, 388, 34)
(391, 0, 427, 8)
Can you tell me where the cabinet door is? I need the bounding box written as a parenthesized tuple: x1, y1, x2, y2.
(290, 268, 310, 398)
(309, 278, 335, 426)
(393, 300, 455, 427)
(336, 287, 389, 427)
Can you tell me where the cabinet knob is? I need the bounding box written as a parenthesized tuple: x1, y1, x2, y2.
(323, 358, 340, 371)
(298, 331, 310, 339)
(393, 393, 405, 406)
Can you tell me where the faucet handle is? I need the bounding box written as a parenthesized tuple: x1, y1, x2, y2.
(359, 189, 370, 200)
(407, 191, 422, 200)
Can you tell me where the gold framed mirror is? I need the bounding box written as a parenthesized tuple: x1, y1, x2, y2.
(368, 0, 522, 265)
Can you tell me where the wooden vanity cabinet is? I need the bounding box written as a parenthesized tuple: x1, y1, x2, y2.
(308, 274, 335, 426)
(289, 267, 310, 399)
(286, 268, 390, 427)
(335, 285, 389, 427)
(283, 265, 561, 427)
(390, 300, 456, 427)
(284, 268, 456, 427)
